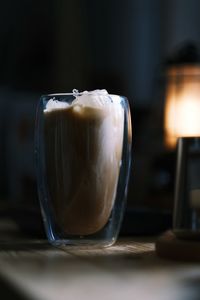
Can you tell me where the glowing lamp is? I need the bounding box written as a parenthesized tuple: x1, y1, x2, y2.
(164, 64, 200, 149)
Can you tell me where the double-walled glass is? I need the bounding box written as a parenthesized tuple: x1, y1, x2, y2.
(35, 92, 132, 247)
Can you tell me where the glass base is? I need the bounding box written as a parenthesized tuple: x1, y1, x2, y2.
(48, 237, 116, 249)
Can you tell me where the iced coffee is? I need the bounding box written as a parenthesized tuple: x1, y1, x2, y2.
(44, 90, 124, 235)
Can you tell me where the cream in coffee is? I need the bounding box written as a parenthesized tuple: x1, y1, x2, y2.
(44, 90, 124, 235)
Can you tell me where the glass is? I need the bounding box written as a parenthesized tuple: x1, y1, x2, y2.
(173, 137, 200, 239)
(35, 92, 132, 247)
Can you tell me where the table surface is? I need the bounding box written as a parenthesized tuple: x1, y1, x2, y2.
(0, 234, 200, 300)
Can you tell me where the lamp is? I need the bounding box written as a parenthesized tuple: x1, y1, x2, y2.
(163, 44, 200, 245)
(164, 44, 200, 149)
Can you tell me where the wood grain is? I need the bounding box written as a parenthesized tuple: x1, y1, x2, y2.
(0, 237, 199, 300)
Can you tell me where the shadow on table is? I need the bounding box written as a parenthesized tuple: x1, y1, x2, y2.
(0, 274, 29, 300)
(0, 240, 51, 251)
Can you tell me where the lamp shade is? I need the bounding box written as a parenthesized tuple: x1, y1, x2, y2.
(164, 65, 200, 149)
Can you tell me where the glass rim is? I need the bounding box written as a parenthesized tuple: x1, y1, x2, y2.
(41, 92, 128, 99)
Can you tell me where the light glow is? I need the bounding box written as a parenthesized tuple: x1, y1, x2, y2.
(164, 66, 200, 149)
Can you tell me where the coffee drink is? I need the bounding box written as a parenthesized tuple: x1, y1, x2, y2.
(44, 90, 124, 235)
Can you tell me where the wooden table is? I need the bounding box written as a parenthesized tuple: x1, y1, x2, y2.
(0, 235, 200, 300)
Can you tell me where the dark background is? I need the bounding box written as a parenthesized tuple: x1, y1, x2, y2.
(0, 0, 200, 236)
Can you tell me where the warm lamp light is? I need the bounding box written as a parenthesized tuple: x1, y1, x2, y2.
(164, 65, 200, 149)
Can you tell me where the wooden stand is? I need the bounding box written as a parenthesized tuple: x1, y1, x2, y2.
(156, 230, 200, 261)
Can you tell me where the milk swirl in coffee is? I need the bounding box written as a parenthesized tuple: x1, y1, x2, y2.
(44, 90, 124, 235)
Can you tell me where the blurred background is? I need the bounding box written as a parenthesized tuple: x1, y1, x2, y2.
(1, 0, 200, 238)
